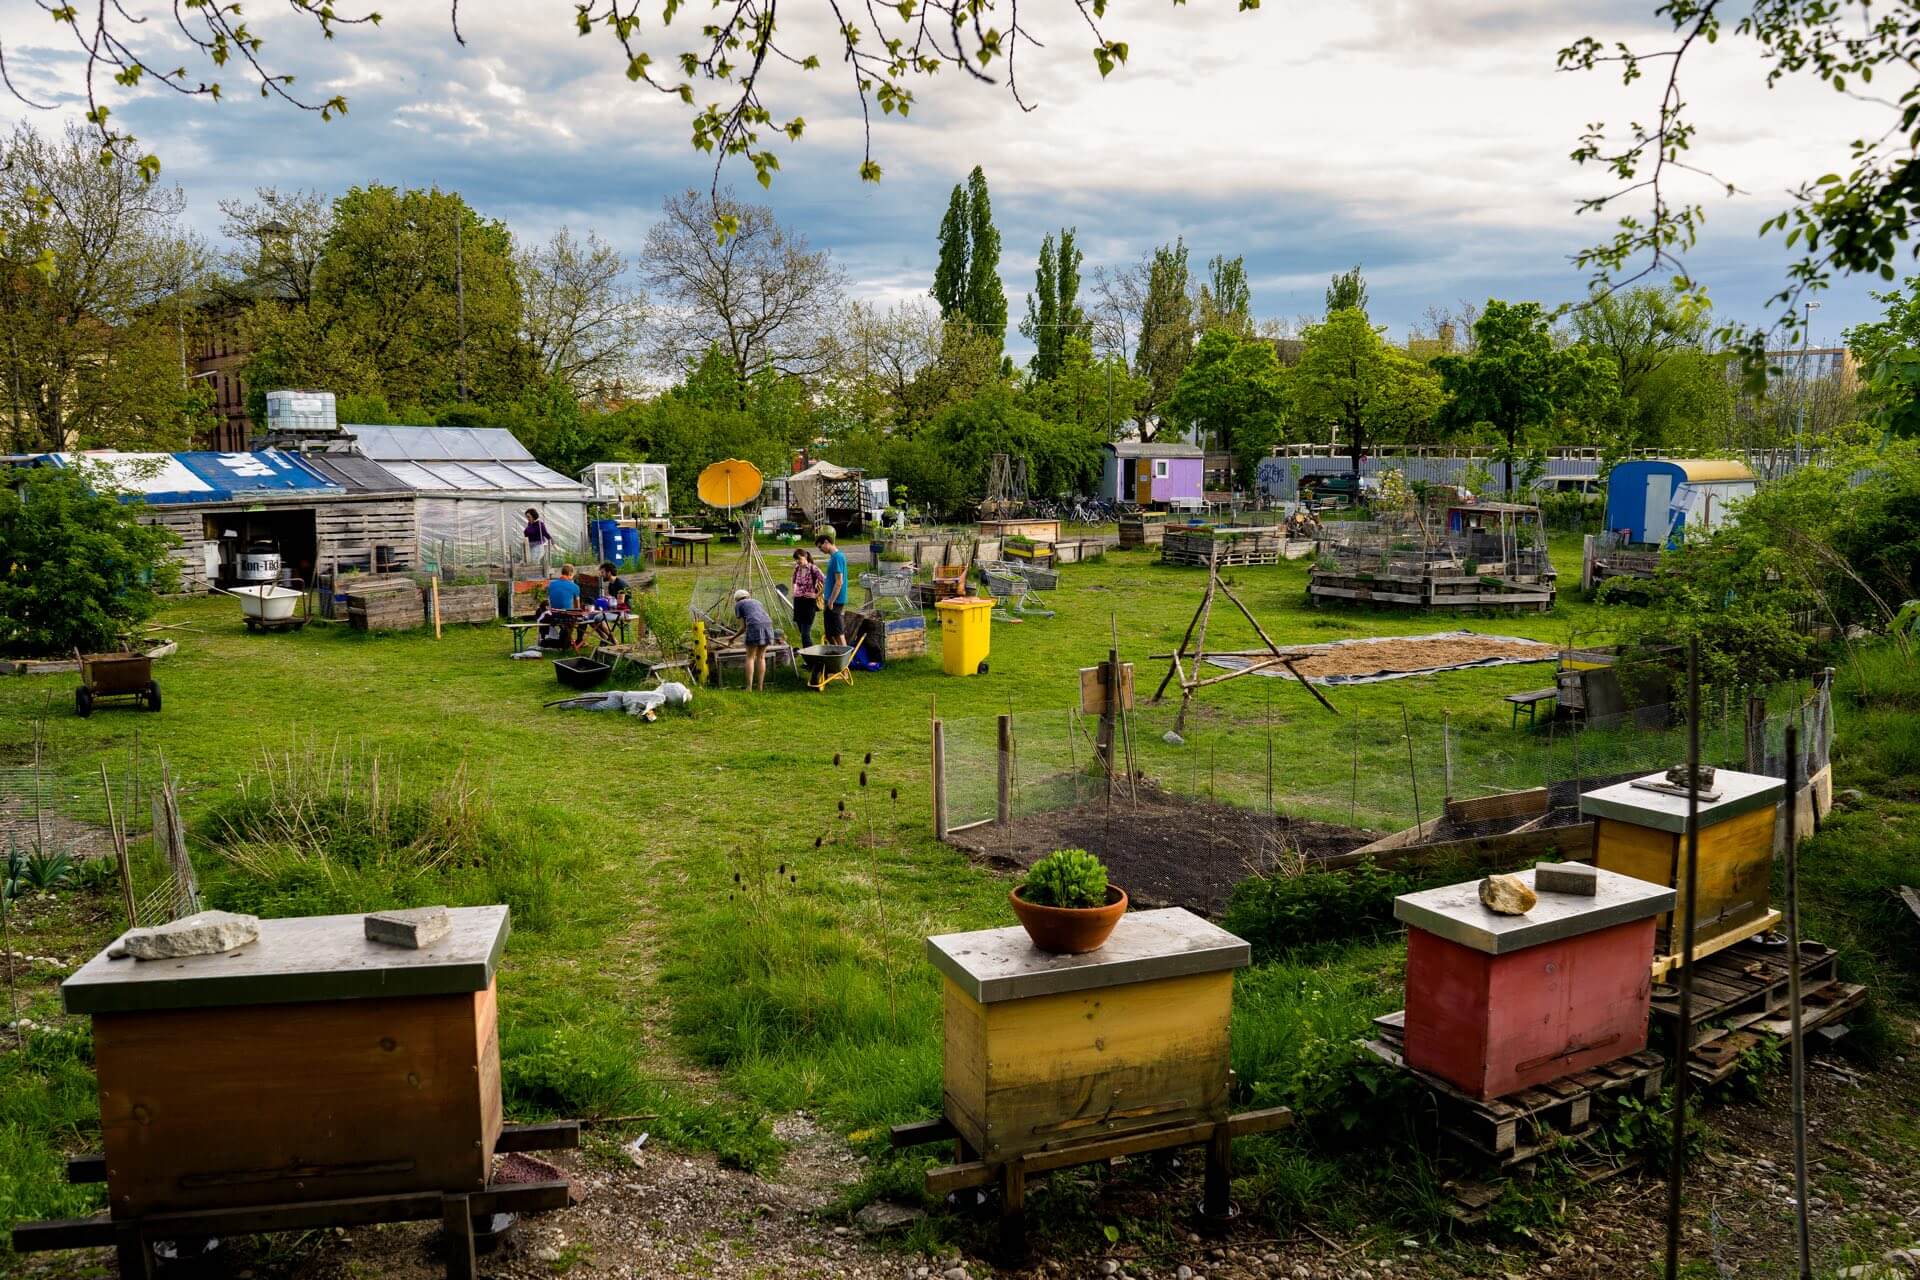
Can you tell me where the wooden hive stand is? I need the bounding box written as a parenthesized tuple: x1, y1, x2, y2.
(893, 909, 1292, 1260)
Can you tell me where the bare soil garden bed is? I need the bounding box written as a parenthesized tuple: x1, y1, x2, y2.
(950, 784, 1374, 916)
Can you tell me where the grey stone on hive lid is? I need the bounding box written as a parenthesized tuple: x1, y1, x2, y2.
(1394, 868, 1674, 956)
(926, 907, 1248, 1004)
(1534, 861, 1600, 897)
(63, 905, 509, 1016)
(365, 905, 452, 949)
(1579, 768, 1784, 834)
(120, 910, 260, 961)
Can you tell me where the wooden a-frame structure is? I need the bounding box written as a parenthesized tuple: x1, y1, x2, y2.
(1150, 547, 1340, 732)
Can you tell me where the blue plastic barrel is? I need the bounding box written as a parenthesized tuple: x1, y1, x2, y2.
(591, 519, 619, 561)
(620, 528, 640, 564)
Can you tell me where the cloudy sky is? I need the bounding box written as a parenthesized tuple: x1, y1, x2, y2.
(0, 1, 1891, 358)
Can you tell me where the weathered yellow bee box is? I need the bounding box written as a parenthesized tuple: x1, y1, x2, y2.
(926, 909, 1249, 1164)
(1580, 769, 1785, 978)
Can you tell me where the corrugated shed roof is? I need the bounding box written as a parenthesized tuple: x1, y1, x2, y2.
(301, 453, 410, 494)
(1107, 441, 1204, 459)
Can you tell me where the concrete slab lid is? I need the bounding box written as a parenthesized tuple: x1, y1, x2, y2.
(926, 907, 1249, 1004)
(1578, 767, 1785, 834)
(1393, 867, 1675, 956)
(62, 905, 509, 1016)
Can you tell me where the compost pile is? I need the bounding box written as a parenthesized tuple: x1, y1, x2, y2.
(953, 785, 1372, 917)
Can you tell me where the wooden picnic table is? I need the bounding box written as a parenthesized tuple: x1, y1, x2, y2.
(525, 609, 633, 653)
(657, 532, 714, 567)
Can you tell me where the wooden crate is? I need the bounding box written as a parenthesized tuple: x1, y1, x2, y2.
(930, 909, 1246, 1163)
(1580, 769, 1786, 977)
(63, 907, 510, 1218)
(1117, 517, 1166, 548)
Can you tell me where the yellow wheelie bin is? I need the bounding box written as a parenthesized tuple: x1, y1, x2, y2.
(936, 596, 994, 676)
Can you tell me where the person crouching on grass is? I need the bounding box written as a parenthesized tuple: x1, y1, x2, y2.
(732, 589, 775, 691)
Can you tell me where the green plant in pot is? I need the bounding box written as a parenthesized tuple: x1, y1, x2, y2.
(1010, 848, 1127, 954)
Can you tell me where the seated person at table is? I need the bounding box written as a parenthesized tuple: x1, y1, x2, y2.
(540, 564, 582, 646)
(597, 561, 633, 609)
(547, 564, 582, 611)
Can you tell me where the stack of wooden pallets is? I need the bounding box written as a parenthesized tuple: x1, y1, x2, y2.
(1654, 938, 1868, 1084)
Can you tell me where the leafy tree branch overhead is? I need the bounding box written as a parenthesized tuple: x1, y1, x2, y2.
(1561, 0, 1920, 346)
(2, 0, 1259, 207)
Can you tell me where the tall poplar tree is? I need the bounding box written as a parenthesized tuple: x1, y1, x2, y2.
(932, 185, 969, 319)
(963, 166, 1007, 352)
(1021, 226, 1086, 381)
(1197, 254, 1252, 337)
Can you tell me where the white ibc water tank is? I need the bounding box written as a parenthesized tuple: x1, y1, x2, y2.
(265, 389, 338, 434)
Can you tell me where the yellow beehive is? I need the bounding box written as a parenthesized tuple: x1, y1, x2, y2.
(1580, 769, 1785, 978)
(928, 909, 1247, 1163)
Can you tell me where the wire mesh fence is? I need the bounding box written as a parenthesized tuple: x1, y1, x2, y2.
(940, 677, 1834, 839)
(1, 725, 201, 925)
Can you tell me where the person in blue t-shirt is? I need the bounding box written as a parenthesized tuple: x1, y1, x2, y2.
(815, 533, 848, 644)
(547, 563, 582, 611)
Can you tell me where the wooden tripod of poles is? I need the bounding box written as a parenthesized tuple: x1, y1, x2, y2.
(1150, 547, 1339, 733)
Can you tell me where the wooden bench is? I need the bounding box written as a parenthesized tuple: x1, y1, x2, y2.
(1505, 688, 1557, 730)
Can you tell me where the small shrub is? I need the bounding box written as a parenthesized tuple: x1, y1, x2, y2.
(1224, 858, 1418, 959)
(18, 849, 74, 893)
(1019, 848, 1109, 908)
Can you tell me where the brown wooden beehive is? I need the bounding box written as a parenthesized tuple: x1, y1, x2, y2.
(62, 907, 509, 1218)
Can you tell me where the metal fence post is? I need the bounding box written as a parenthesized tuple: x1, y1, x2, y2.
(931, 717, 948, 840)
(997, 714, 1013, 827)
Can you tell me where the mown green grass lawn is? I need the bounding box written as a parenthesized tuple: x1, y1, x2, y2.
(1, 530, 1912, 1266)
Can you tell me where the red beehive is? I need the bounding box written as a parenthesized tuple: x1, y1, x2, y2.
(1394, 866, 1675, 1100)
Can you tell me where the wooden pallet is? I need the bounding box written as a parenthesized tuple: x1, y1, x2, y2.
(1650, 937, 1838, 1046)
(1366, 1012, 1664, 1164)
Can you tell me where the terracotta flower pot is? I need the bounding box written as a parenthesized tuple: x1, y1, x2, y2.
(1009, 884, 1129, 954)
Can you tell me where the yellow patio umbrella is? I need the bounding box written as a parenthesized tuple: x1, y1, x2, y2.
(697, 458, 764, 510)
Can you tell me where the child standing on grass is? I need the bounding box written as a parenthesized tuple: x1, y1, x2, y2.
(789, 548, 824, 648)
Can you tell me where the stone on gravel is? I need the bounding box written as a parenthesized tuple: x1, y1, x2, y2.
(363, 905, 451, 949)
(853, 1202, 924, 1235)
(1479, 874, 1537, 916)
(941, 1268, 968, 1280)
(122, 910, 259, 960)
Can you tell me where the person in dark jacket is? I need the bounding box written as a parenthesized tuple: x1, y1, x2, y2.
(523, 508, 553, 568)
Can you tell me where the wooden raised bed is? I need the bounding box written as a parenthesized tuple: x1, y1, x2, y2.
(1161, 525, 1281, 567)
(435, 583, 499, 626)
(1118, 516, 1167, 548)
(348, 579, 425, 631)
(1308, 567, 1555, 613)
